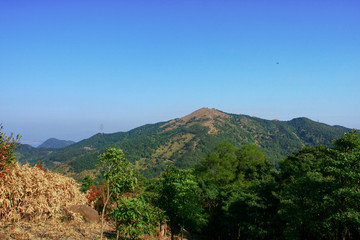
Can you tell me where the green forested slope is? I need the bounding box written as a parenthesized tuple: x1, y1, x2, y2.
(15, 108, 352, 178)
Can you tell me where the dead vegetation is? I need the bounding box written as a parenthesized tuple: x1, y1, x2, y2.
(0, 163, 112, 239)
(0, 163, 87, 222)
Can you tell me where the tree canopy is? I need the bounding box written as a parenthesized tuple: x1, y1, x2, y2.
(158, 166, 206, 240)
(279, 130, 360, 239)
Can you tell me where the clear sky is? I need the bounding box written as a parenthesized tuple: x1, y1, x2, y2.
(1, 0, 359, 146)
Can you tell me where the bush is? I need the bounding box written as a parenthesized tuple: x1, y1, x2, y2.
(0, 124, 20, 177)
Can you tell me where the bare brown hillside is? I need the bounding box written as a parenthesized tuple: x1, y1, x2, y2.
(161, 107, 230, 133)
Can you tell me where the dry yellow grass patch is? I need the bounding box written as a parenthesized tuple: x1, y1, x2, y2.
(0, 163, 87, 222)
(152, 134, 195, 159)
(0, 219, 113, 239)
(0, 163, 116, 239)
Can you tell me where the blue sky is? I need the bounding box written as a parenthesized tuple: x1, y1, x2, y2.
(1, 0, 359, 146)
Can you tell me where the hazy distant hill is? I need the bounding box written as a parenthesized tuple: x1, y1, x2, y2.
(15, 144, 53, 165)
(38, 138, 75, 149)
(15, 108, 353, 178)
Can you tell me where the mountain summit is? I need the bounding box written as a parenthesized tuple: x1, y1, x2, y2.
(177, 107, 229, 122)
(161, 108, 230, 133)
(38, 138, 75, 149)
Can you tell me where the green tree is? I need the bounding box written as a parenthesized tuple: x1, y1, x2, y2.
(0, 124, 21, 177)
(158, 167, 206, 240)
(97, 147, 162, 240)
(223, 145, 279, 239)
(278, 146, 329, 239)
(196, 141, 238, 185)
(195, 142, 238, 239)
(323, 130, 360, 239)
(278, 130, 360, 239)
(110, 197, 164, 240)
(236, 144, 273, 181)
(195, 142, 278, 239)
(81, 175, 95, 193)
(223, 178, 280, 240)
(97, 147, 138, 240)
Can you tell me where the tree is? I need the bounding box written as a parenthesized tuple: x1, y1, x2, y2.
(236, 144, 272, 181)
(110, 196, 164, 240)
(197, 141, 238, 184)
(223, 178, 280, 240)
(81, 175, 95, 193)
(278, 146, 329, 239)
(323, 130, 360, 239)
(97, 147, 138, 240)
(195, 142, 278, 239)
(194, 142, 238, 239)
(223, 145, 279, 240)
(278, 130, 360, 239)
(0, 124, 20, 178)
(158, 167, 206, 240)
(97, 147, 162, 240)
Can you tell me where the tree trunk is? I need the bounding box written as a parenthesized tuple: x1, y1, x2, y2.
(116, 229, 119, 240)
(181, 220, 185, 240)
(171, 226, 174, 240)
(100, 183, 112, 240)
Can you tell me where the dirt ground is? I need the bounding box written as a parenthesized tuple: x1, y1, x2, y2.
(0, 219, 175, 240)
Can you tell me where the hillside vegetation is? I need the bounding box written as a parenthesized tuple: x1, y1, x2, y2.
(3, 124, 360, 239)
(0, 125, 164, 240)
(15, 108, 351, 179)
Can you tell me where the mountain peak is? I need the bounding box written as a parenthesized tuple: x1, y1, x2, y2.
(38, 138, 75, 149)
(180, 108, 229, 122)
(161, 108, 230, 133)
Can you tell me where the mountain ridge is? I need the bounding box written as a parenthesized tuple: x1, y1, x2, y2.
(15, 108, 354, 179)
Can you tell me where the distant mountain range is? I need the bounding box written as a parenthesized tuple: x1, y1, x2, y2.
(38, 138, 75, 149)
(15, 108, 353, 179)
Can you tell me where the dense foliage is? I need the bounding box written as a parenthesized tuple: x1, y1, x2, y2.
(110, 196, 163, 239)
(157, 167, 207, 239)
(278, 130, 360, 239)
(195, 142, 279, 239)
(145, 131, 359, 239)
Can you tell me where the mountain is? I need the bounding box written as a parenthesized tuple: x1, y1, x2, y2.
(15, 108, 353, 179)
(38, 138, 75, 149)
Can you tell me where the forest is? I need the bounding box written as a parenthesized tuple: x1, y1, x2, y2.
(80, 130, 360, 239)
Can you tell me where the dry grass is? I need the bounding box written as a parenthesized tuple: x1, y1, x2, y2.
(0, 163, 114, 239)
(0, 219, 113, 239)
(0, 163, 87, 222)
